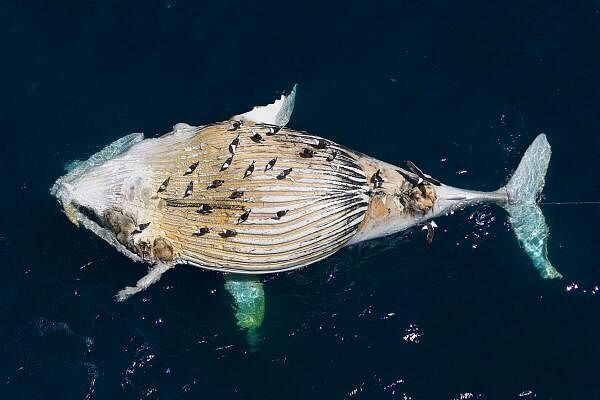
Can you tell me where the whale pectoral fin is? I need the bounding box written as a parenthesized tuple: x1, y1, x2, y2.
(114, 262, 176, 302)
(223, 275, 265, 349)
(233, 84, 297, 126)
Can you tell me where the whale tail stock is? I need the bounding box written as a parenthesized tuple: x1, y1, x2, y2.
(498, 133, 561, 279)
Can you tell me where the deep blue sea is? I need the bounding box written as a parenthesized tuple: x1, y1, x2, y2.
(2, 1, 600, 399)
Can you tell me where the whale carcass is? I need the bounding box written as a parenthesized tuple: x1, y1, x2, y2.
(51, 85, 560, 306)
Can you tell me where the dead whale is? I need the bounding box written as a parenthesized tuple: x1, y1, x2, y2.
(51, 85, 560, 337)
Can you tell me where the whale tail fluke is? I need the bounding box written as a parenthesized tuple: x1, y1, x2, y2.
(500, 134, 561, 278)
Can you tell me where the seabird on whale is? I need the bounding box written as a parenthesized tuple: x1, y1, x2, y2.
(219, 229, 237, 238)
(273, 210, 288, 220)
(421, 220, 438, 247)
(244, 161, 255, 178)
(193, 227, 210, 237)
(238, 210, 251, 224)
(197, 204, 214, 214)
(207, 179, 224, 189)
(228, 120, 241, 131)
(250, 131, 265, 143)
(229, 135, 240, 154)
(184, 181, 193, 197)
(157, 177, 170, 192)
(406, 160, 441, 186)
(229, 190, 244, 199)
(221, 155, 233, 171)
(277, 168, 292, 180)
(184, 161, 199, 176)
(265, 157, 277, 171)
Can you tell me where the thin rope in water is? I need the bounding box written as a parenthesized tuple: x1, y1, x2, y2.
(540, 201, 600, 205)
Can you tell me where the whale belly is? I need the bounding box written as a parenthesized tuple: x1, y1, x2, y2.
(104, 122, 371, 273)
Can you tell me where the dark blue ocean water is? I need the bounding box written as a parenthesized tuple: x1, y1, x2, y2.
(2, 1, 600, 398)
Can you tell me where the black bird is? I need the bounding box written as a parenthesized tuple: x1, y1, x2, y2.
(273, 210, 288, 220)
(238, 209, 251, 223)
(370, 169, 384, 188)
(221, 155, 233, 171)
(157, 177, 170, 192)
(311, 139, 328, 149)
(229, 190, 244, 199)
(228, 120, 241, 131)
(132, 222, 150, 235)
(250, 131, 265, 143)
(395, 169, 423, 186)
(207, 179, 224, 189)
(265, 157, 277, 172)
(326, 151, 338, 162)
(277, 168, 293, 180)
(244, 161, 255, 178)
(266, 126, 281, 135)
(184, 161, 199, 176)
(299, 148, 315, 158)
(406, 160, 441, 186)
(229, 135, 240, 154)
(219, 229, 237, 238)
(197, 204, 214, 214)
(193, 227, 210, 236)
(421, 221, 438, 247)
(184, 181, 194, 197)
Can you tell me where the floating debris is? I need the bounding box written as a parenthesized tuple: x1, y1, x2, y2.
(518, 389, 536, 398)
(566, 282, 579, 292)
(402, 324, 423, 343)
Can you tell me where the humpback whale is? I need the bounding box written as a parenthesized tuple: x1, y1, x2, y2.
(51, 84, 560, 342)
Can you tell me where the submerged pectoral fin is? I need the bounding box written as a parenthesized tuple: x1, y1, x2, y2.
(223, 275, 265, 348)
(115, 262, 176, 302)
